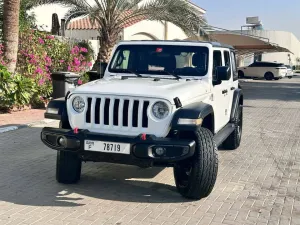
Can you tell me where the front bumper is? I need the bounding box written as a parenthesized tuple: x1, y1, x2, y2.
(41, 127, 196, 167)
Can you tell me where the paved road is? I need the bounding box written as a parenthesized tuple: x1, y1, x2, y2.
(1, 77, 300, 225)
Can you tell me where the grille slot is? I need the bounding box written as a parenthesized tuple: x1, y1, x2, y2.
(85, 97, 149, 129)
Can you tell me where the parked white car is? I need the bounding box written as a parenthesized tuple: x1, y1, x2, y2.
(238, 61, 287, 80)
(285, 65, 293, 79)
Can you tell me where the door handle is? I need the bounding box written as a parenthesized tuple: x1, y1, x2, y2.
(230, 87, 235, 91)
(222, 89, 228, 94)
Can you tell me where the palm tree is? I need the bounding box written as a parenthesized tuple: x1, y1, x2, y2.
(31, 0, 208, 63)
(2, 0, 21, 72)
(0, 1, 3, 41)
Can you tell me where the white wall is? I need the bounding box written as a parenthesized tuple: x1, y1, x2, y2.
(123, 20, 164, 40)
(166, 22, 188, 40)
(65, 29, 99, 40)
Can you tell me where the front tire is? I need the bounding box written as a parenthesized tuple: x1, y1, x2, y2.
(174, 128, 218, 200)
(223, 104, 243, 150)
(56, 120, 82, 184)
(56, 151, 82, 184)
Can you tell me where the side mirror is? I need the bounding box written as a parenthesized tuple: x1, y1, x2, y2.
(216, 66, 231, 81)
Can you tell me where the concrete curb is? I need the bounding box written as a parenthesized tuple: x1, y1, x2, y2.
(0, 119, 58, 134)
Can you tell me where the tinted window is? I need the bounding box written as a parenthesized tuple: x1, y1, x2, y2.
(230, 51, 238, 81)
(109, 45, 209, 77)
(224, 51, 231, 67)
(213, 51, 222, 76)
(248, 63, 257, 67)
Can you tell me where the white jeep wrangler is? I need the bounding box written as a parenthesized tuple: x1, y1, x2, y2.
(41, 40, 243, 200)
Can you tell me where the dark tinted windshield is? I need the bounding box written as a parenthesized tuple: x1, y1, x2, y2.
(108, 44, 209, 77)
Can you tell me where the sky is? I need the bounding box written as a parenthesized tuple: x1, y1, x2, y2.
(192, 0, 300, 40)
(32, 0, 300, 40)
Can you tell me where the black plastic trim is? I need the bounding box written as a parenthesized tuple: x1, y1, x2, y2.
(44, 97, 66, 120)
(171, 102, 214, 131)
(230, 88, 243, 122)
(40, 127, 196, 166)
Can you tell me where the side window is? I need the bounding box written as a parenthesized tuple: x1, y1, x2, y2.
(230, 51, 238, 81)
(213, 50, 222, 76)
(111, 49, 130, 69)
(224, 51, 231, 79)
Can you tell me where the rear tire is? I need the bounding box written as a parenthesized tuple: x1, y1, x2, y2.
(174, 128, 218, 200)
(264, 72, 274, 80)
(56, 120, 82, 184)
(222, 104, 243, 150)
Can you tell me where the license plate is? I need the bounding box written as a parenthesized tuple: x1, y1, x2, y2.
(84, 140, 130, 154)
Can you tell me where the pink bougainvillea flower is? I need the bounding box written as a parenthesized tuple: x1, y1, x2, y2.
(29, 59, 37, 64)
(73, 57, 81, 66)
(78, 79, 83, 85)
(38, 78, 45, 86)
(38, 38, 45, 44)
(45, 56, 52, 66)
(80, 47, 88, 53)
(59, 60, 65, 63)
(35, 67, 43, 74)
(39, 96, 44, 101)
(67, 65, 71, 71)
(71, 46, 80, 54)
(47, 35, 55, 40)
(87, 62, 93, 67)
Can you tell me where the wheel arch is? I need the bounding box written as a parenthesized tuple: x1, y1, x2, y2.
(230, 88, 243, 122)
(171, 102, 215, 134)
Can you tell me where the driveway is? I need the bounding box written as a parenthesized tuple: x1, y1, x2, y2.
(0, 77, 300, 225)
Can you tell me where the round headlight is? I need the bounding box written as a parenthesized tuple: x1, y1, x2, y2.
(72, 96, 85, 113)
(152, 101, 169, 119)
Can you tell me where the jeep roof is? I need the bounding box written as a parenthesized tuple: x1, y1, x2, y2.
(116, 40, 235, 50)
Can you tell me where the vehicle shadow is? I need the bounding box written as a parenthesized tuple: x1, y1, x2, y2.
(0, 127, 189, 208)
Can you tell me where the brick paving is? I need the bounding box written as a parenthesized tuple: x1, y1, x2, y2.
(0, 109, 45, 126)
(0, 77, 300, 225)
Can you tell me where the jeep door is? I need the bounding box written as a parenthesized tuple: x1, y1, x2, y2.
(212, 49, 231, 132)
(223, 50, 238, 122)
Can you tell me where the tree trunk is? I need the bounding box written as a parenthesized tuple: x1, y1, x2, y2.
(3, 0, 20, 73)
(92, 28, 120, 72)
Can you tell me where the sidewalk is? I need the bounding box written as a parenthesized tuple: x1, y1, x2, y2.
(0, 109, 46, 132)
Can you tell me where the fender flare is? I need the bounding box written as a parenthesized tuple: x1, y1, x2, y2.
(171, 102, 214, 131)
(230, 88, 243, 122)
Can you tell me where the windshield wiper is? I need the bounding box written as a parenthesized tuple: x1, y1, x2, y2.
(125, 69, 143, 77)
(162, 70, 182, 80)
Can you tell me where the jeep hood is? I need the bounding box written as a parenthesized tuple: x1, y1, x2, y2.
(72, 77, 210, 104)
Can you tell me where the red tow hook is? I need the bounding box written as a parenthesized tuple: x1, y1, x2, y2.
(141, 133, 147, 140)
(74, 127, 79, 134)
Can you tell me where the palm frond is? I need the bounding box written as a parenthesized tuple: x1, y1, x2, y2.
(118, 0, 208, 36)
(25, 0, 90, 10)
(63, 6, 90, 27)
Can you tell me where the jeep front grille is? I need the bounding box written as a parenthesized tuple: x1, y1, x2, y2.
(85, 97, 150, 128)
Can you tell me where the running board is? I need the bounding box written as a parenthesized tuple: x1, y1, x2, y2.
(214, 123, 235, 147)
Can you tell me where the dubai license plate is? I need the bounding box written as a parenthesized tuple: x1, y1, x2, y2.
(84, 140, 130, 154)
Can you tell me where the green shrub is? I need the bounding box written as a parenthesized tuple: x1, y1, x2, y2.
(0, 65, 36, 110)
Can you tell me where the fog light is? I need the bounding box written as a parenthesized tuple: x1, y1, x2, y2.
(58, 136, 67, 147)
(155, 147, 166, 156)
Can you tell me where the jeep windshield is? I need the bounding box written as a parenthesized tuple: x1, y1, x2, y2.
(108, 44, 209, 78)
